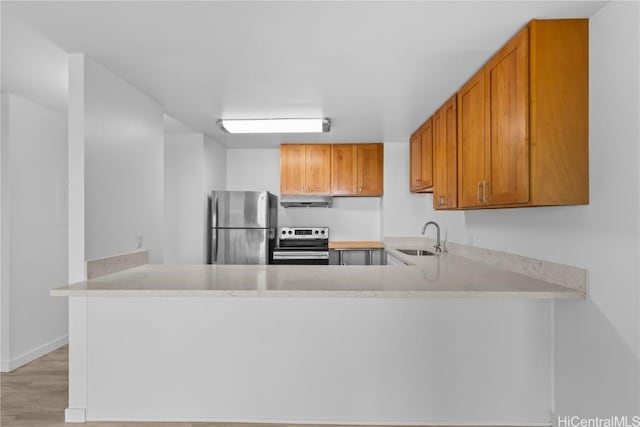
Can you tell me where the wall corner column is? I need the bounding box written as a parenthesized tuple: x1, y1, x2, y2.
(0, 94, 11, 370)
(68, 54, 86, 284)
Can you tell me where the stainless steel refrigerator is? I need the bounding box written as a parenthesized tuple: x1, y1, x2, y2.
(209, 191, 278, 264)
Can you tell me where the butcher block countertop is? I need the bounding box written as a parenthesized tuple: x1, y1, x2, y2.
(329, 241, 384, 249)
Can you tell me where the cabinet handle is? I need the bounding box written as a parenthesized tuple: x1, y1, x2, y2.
(358, 187, 362, 193)
(477, 182, 482, 204)
(482, 180, 487, 203)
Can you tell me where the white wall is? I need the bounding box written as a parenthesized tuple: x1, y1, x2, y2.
(382, 142, 432, 236)
(383, 142, 464, 243)
(0, 94, 68, 371)
(1, 15, 70, 371)
(165, 134, 206, 264)
(68, 54, 85, 284)
(225, 148, 280, 193)
(0, 16, 68, 113)
(383, 2, 640, 417)
(164, 133, 226, 264)
(79, 56, 165, 263)
(553, 3, 640, 417)
(226, 148, 381, 241)
(0, 94, 8, 370)
(203, 135, 227, 193)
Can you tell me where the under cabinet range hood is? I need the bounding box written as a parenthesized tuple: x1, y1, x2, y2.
(280, 195, 333, 208)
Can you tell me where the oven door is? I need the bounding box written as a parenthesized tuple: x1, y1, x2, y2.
(272, 250, 329, 265)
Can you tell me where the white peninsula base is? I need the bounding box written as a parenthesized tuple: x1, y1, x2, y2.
(65, 295, 553, 425)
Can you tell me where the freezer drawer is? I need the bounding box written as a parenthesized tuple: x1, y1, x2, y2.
(211, 228, 270, 265)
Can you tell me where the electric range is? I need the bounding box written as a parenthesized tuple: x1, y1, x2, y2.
(272, 227, 329, 265)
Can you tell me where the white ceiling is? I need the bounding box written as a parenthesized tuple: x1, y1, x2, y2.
(2, 1, 606, 148)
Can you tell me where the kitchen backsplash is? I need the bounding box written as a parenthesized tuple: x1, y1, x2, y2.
(278, 197, 382, 241)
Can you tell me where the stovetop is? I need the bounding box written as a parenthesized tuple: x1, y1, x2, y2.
(276, 227, 329, 250)
(278, 227, 329, 241)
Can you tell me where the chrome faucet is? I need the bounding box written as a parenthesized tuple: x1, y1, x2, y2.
(421, 221, 442, 253)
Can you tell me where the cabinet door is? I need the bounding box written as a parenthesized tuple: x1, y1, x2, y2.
(420, 118, 434, 189)
(433, 106, 446, 209)
(409, 132, 422, 192)
(305, 144, 331, 194)
(280, 145, 306, 194)
(356, 144, 383, 196)
(457, 70, 486, 208)
(435, 95, 458, 209)
(484, 27, 529, 205)
(331, 144, 357, 195)
(529, 19, 588, 206)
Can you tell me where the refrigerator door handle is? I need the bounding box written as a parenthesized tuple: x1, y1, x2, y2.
(212, 195, 219, 263)
(212, 229, 218, 263)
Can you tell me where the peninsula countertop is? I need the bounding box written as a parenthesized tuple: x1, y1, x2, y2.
(51, 243, 585, 299)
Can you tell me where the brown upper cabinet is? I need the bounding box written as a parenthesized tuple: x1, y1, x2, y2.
(331, 144, 383, 196)
(281, 143, 383, 196)
(457, 68, 486, 208)
(280, 144, 331, 195)
(409, 118, 433, 193)
(357, 144, 384, 196)
(458, 24, 529, 208)
(409, 133, 421, 191)
(330, 144, 357, 195)
(433, 94, 458, 210)
(457, 18, 588, 208)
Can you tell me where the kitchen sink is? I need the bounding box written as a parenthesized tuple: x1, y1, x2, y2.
(397, 248, 436, 256)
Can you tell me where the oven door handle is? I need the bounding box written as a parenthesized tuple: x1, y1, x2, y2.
(273, 251, 329, 260)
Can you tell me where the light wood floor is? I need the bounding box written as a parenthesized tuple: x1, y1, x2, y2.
(2, 345, 69, 426)
(0, 345, 325, 427)
(0, 345, 496, 427)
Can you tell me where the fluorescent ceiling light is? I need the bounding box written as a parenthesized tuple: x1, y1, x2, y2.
(217, 118, 330, 134)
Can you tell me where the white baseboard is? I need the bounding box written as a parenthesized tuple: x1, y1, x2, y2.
(0, 335, 68, 372)
(87, 416, 551, 426)
(65, 408, 86, 423)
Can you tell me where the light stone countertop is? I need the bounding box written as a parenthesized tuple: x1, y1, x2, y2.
(51, 240, 585, 299)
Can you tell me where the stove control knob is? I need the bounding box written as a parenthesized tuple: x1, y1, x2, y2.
(321, 230, 325, 234)
(314, 230, 319, 234)
(288, 230, 293, 234)
(281, 230, 286, 234)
